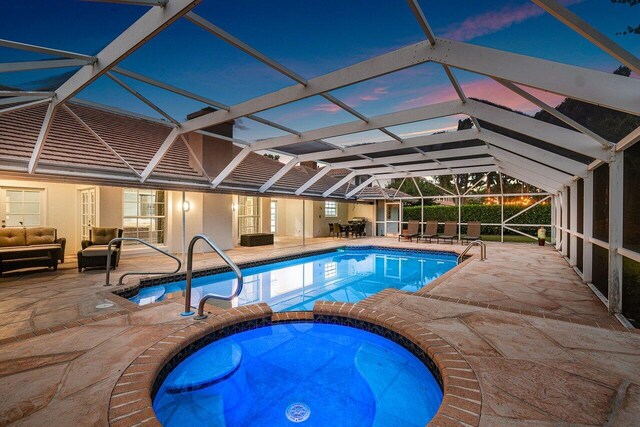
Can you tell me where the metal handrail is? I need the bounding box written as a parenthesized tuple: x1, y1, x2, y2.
(184, 234, 243, 319)
(457, 240, 487, 263)
(104, 237, 181, 286)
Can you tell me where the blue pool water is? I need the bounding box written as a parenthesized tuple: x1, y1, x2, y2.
(153, 323, 443, 426)
(130, 248, 457, 312)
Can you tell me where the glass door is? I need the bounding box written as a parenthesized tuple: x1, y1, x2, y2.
(385, 203, 401, 236)
(80, 188, 96, 241)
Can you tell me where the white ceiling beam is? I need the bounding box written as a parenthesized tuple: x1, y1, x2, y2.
(616, 126, 640, 152)
(0, 91, 54, 98)
(258, 159, 298, 193)
(353, 157, 495, 175)
(481, 130, 587, 177)
(54, 0, 200, 104)
(346, 176, 376, 199)
(297, 128, 479, 161)
(497, 163, 560, 193)
(330, 145, 488, 168)
(27, 102, 56, 174)
(464, 99, 609, 161)
(62, 104, 141, 177)
(0, 59, 91, 73)
(497, 157, 567, 188)
(373, 165, 497, 181)
(209, 147, 251, 188)
(530, 0, 640, 75)
(488, 146, 574, 185)
(185, 12, 307, 85)
(493, 78, 612, 147)
(106, 72, 179, 125)
(323, 171, 356, 197)
(430, 37, 640, 115)
(0, 39, 95, 62)
(0, 95, 50, 107)
(295, 166, 333, 196)
(0, 98, 51, 115)
(251, 100, 463, 151)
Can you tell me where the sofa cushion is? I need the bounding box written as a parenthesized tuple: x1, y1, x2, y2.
(91, 227, 118, 245)
(82, 245, 115, 257)
(25, 227, 56, 245)
(0, 228, 26, 247)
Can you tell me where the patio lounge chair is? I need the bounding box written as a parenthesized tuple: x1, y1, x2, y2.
(419, 220, 438, 243)
(437, 221, 457, 244)
(461, 221, 481, 243)
(398, 220, 420, 242)
(77, 227, 123, 272)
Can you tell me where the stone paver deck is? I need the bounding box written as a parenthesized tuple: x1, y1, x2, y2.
(0, 237, 637, 426)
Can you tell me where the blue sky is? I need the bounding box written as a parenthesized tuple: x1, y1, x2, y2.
(1, 0, 638, 145)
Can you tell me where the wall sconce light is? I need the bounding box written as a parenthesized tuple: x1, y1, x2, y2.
(232, 202, 238, 212)
(182, 200, 191, 212)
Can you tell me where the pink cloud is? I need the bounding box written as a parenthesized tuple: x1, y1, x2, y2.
(311, 86, 390, 114)
(396, 78, 565, 114)
(442, 0, 584, 41)
(313, 103, 343, 113)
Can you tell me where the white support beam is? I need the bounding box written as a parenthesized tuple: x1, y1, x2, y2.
(0, 98, 51, 115)
(465, 99, 609, 160)
(0, 95, 50, 107)
(616, 126, 640, 152)
(496, 157, 567, 189)
(498, 164, 558, 194)
(497, 160, 564, 191)
(481, 130, 588, 177)
(353, 157, 495, 176)
(0, 91, 54, 98)
(430, 37, 640, 115)
(320, 93, 369, 122)
(295, 166, 333, 196)
(347, 176, 376, 199)
(259, 159, 298, 193)
(54, 0, 200, 104)
(329, 145, 488, 168)
(488, 145, 575, 185)
(297, 128, 478, 162)
(323, 171, 356, 197)
(583, 170, 594, 283)
(0, 39, 95, 61)
(82, 0, 168, 5)
(531, 0, 640, 75)
(139, 127, 180, 181)
(608, 149, 623, 314)
(106, 72, 179, 125)
(372, 165, 497, 181)
(185, 12, 307, 85)
(569, 179, 579, 266)
(210, 147, 251, 188)
(27, 102, 56, 174)
(250, 100, 463, 151)
(0, 59, 90, 73)
(493, 78, 612, 148)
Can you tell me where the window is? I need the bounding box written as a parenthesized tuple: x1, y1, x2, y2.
(238, 196, 261, 236)
(324, 261, 337, 279)
(325, 201, 337, 217)
(270, 201, 277, 233)
(4, 189, 41, 226)
(123, 189, 166, 245)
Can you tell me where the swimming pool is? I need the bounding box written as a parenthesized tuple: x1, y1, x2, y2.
(153, 322, 443, 426)
(130, 247, 457, 312)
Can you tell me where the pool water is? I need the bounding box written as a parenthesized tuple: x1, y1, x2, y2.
(153, 323, 443, 426)
(130, 248, 457, 312)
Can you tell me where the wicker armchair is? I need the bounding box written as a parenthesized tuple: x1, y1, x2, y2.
(77, 227, 123, 272)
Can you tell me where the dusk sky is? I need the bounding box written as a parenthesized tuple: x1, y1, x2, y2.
(1, 0, 638, 146)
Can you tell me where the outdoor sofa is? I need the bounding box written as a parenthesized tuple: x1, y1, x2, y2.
(77, 227, 123, 272)
(0, 227, 66, 276)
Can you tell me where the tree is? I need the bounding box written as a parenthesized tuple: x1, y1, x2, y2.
(612, 0, 639, 35)
(263, 153, 280, 161)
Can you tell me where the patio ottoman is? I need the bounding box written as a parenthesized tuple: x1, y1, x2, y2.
(240, 233, 274, 247)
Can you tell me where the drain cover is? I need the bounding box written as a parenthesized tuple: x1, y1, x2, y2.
(286, 403, 310, 422)
(95, 303, 114, 309)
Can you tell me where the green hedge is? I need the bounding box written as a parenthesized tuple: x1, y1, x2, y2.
(402, 204, 551, 235)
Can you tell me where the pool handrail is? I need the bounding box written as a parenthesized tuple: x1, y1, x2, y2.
(104, 237, 182, 286)
(457, 240, 487, 263)
(184, 234, 243, 319)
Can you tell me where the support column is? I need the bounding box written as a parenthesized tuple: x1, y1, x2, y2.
(458, 196, 462, 243)
(302, 199, 306, 247)
(608, 150, 624, 314)
(569, 180, 578, 266)
(583, 171, 594, 283)
(561, 189, 569, 257)
(550, 195, 556, 245)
